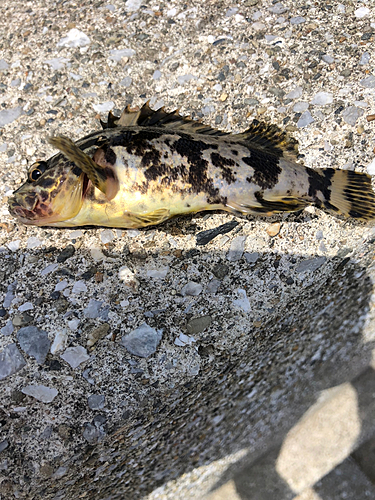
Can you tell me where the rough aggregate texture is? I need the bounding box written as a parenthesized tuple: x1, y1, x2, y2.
(0, 0, 375, 499)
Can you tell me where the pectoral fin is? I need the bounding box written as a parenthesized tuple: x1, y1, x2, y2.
(48, 136, 119, 200)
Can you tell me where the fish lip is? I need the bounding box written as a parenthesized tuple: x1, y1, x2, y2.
(8, 200, 39, 223)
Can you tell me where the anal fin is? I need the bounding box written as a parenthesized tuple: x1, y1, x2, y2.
(224, 195, 307, 216)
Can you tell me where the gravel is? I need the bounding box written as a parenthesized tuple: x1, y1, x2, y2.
(181, 282, 203, 296)
(121, 323, 163, 358)
(342, 106, 365, 126)
(227, 236, 247, 262)
(17, 326, 51, 364)
(21, 384, 58, 403)
(60, 346, 90, 369)
(0, 343, 26, 380)
(0, 106, 23, 127)
(297, 110, 315, 128)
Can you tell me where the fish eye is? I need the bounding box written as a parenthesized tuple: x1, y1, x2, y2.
(28, 161, 48, 182)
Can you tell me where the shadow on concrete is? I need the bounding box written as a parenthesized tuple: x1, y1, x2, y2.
(2, 232, 375, 500)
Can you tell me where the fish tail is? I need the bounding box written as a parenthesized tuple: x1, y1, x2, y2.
(309, 167, 375, 220)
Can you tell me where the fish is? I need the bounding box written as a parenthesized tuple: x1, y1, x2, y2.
(8, 102, 375, 228)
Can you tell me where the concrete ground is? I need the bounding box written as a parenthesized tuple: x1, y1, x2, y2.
(1, 1, 375, 499)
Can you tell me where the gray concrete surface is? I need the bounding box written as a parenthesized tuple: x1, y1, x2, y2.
(0, 1, 375, 499)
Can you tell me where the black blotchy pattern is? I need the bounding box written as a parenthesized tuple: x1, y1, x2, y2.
(243, 149, 282, 190)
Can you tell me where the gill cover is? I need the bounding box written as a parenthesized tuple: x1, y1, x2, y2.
(48, 136, 119, 200)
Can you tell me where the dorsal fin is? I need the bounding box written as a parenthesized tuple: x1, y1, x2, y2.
(233, 119, 300, 160)
(101, 101, 229, 136)
(100, 103, 300, 160)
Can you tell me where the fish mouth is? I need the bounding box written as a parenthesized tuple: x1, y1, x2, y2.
(8, 195, 56, 225)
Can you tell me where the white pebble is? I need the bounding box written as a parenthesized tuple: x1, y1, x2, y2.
(119, 76, 132, 87)
(310, 92, 333, 105)
(125, 0, 142, 12)
(7, 240, 20, 252)
(367, 159, 375, 176)
(293, 102, 309, 112)
(290, 16, 305, 25)
(69, 230, 83, 239)
(342, 106, 364, 126)
(359, 52, 371, 66)
(57, 29, 90, 48)
(233, 289, 251, 312)
(146, 267, 169, 279)
(61, 346, 90, 369)
(297, 111, 314, 128)
(126, 229, 140, 238)
(322, 55, 334, 64)
(269, 3, 288, 15)
(1, 320, 13, 336)
(0, 59, 9, 70)
(177, 74, 197, 85)
(324, 141, 333, 152)
(72, 281, 87, 294)
(100, 229, 115, 244)
(181, 281, 202, 296)
(119, 266, 139, 291)
(175, 333, 196, 347)
(44, 58, 70, 70)
(69, 72, 82, 81)
(227, 236, 246, 262)
(354, 101, 368, 109)
(225, 7, 238, 17)
(22, 385, 58, 403)
(41, 263, 58, 276)
(51, 329, 68, 354)
(109, 49, 136, 61)
(252, 22, 266, 31)
(285, 86, 303, 99)
(152, 70, 162, 80)
(27, 237, 43, 249)
(93, 101, 114, 113)
(18, 302, 33, 312)
(90, 248, 105, 261)
(354, 7, 370, 18)
(67, 318, 80, 331)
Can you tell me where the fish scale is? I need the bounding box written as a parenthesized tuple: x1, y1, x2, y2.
(8, 102, 375, 228)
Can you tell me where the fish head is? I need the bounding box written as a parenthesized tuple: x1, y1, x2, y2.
(8, 154, 87, 226)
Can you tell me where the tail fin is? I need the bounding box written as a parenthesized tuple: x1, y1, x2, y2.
(316, 168, 375, 220)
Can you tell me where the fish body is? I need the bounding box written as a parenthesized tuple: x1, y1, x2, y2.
(8, 103, 375, 227)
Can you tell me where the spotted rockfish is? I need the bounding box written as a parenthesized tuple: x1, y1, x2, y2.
(8, 103, 375, 228)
